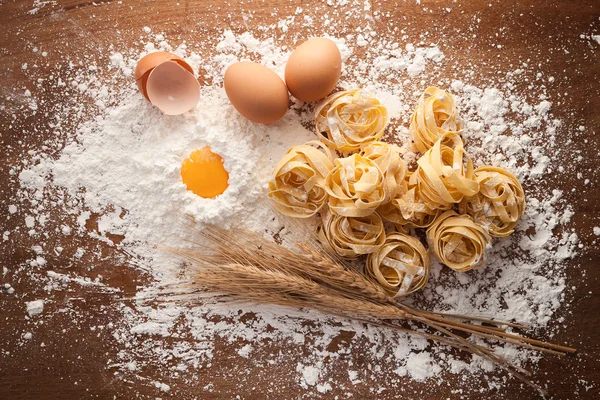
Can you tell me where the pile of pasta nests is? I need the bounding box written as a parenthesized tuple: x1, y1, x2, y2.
(268, 87, 526, 298)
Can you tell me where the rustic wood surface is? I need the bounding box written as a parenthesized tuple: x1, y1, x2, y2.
(1, 0, 599, 399)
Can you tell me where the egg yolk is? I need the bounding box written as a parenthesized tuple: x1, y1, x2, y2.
(181, 147, 229, 198)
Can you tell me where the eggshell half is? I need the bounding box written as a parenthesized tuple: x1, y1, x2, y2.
(224, 62, 289, 124)
(135, 52, 194, 100)
(285, 38, 342, 103)
(146, 61, 201, 116)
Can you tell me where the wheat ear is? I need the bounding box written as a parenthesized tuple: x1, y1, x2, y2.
(267, 216, 576, 353)
(195, 226, 576, 353)
(169, 247, 546, 395)
(168, 222, 577, 395)
(174, 253, 406, 320)
(194, 224, 393, 305)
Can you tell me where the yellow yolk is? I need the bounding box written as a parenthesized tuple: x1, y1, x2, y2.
(181, 147, 229, 198)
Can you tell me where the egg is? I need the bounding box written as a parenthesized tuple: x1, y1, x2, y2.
(285, 38, 342, 103)
(181, 147, 229, 198)
(135, 52, 200, 115)
(224, 62, 289, 124)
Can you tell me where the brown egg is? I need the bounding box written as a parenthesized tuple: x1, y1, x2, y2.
(135, 52, 194, 100)
(224, 62, 289, 124)
(285, 38, 342, 103)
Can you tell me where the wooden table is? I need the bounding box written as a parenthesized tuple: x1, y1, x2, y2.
(1, 0, 599, 399)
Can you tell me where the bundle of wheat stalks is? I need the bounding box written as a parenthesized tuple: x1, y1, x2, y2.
(162, 223, 574, 395)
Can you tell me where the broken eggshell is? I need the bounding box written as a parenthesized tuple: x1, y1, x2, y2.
(146, 61, 201, 116)
(134, 52, 200, 115)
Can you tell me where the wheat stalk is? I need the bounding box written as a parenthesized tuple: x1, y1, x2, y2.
(174, 254, 405, 320)
(187, 224, 395, 308)
(163, 222, 577, 395)
(190, 225, 575, 351)
(169, 248, 545, 393)
(266, 219, 576, 353)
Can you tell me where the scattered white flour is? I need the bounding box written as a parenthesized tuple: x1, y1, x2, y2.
(19, 85, 312, 270)
(581, 33, 600, 45)
(152, 380, 170, 392)
(395, 352, 442, 382)
(13, 29, 577, 391)
(348, 369, 360, 384)
(237, 343, 253, 358)
(5, 7, 591, 398)
(300, 364, 321, 387)
(28, 0, 57, 15)
(25, 300, 44, 317)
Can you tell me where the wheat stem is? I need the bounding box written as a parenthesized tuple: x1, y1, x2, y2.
(164, 223, 575, 396)
(426, 311, 528, 329)
(176, 256, 406, 320)
(399, 304, 576, 354)
(194, 225, 575, 353)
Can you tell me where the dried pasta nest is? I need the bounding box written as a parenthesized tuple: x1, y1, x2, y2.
(315, 89, 389, 153)
(317, 209, 386, 259)
(324, 153, 386, 217)
(268, 86, 527, 288)
(268, 140, 334, 218)
(410, 132, 479, 210)
(459, 166, 526, 237)
(426, 210, 491, 272)
(377, 202, 410, 233)
(390, 186, 442, 228)
(360, 141, 407, 203)
(409, 86, 463, 154)
(366, 232, 430, 297)
(379, 173, 440, 230)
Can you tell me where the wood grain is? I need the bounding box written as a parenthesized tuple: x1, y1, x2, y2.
(1, 0, 599, 399)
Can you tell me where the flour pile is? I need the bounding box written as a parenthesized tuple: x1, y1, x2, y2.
(9, 23, 580, 395)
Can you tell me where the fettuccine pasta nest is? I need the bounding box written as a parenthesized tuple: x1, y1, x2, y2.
(315, 89, 389, 153)
(324, 153, 386, 217)
(410, 86, 463, 154)
(268, 140, 334, 218)
(459, 166, 526, 237)
(317, 209, 386, 259)
(426, 210, 491, 272)
(268, 86, 527, 291)
(377, 202, 409, 233)
(378, 171, 441, 229)
(388, 187, 442, 229)
(366, 232, 430, 297)
(410, 132, 479, 210)
(360, 141, 407, 203)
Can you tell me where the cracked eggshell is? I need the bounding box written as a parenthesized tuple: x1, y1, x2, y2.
(134, 51, 195, 101)
(145, 61, 201, 116)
